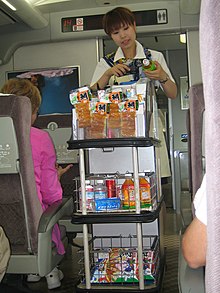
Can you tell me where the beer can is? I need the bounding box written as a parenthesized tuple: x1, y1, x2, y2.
(106, 179, 116, 198)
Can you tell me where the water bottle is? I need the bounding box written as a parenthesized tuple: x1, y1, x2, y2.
(79, 180, 94, 211)
(94, 180, 107, 199)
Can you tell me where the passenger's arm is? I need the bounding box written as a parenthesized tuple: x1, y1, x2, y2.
(56, 163, 73, 181)
(182, 217, 207, 268)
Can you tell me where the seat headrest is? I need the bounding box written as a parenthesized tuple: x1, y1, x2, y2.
(0, 117, 19, 174)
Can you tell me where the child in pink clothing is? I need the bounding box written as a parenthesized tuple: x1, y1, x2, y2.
(1, 78, 72, 289)
(30, 127, 65, 255)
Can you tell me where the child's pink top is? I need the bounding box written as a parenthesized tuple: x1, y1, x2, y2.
(30, 127, 65, 255)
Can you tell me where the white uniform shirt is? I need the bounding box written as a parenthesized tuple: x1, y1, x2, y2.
(194, 174, 207, 225)
(90, 41, 175, 86)
(90, 41, 174, 178)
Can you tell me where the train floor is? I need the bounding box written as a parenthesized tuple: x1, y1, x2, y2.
(2, 183, 192, 293)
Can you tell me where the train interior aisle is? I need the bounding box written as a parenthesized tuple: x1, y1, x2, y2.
(0, 1, 201, 292)
(2, 181, 192, 293)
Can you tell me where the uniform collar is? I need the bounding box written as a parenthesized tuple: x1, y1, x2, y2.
(114, 41, 146, 62)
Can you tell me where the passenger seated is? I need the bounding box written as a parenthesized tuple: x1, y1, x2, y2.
(182, 175, 207, 268)
(0, 227, 42, 292)
(1, 78, 72, 289)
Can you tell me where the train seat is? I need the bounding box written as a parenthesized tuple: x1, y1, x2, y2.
(178, 83, 205, 293)
(0, 94, 73, 277)
(187, 84, 205, 200)
(33, 113, 83, 235)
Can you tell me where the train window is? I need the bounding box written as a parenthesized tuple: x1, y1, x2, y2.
(6, 66, 80, 115)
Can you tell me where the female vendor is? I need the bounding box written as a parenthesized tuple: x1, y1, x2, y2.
(90, 6, 177, 100)
(90, 7, 177, 179)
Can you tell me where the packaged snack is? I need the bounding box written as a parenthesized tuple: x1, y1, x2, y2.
(75, 102, 91, 128)
(121, 111, 136, 137)
(96, 102, 109, 114)
(97, 90, 110, 103)
(85, 112, 107, 139)
(124, 99, 139, 112)
(95, 198, 121, 212)
(107, 103, 121, 138)
(77, 89, 90, 102)
(109, 91, 122, 103)
(69, 86, 91, 105)
(90, 247, 156, 284)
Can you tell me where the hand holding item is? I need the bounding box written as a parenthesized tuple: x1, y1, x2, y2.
(143, 61, 169, 83)
(105, 63, 130, 78)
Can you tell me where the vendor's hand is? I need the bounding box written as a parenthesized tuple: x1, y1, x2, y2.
(143, 61, 168, 81)
(56, 163, 73, 180)
(105, 63, 130, 78)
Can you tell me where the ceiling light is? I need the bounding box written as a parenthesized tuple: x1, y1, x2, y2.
(180, 33, 186, 44)
(1, 0, 48, 29)
(1, 0, 16, 11)
(32, 0, 71, 5)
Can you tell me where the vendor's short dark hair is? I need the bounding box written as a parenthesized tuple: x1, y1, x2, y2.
(103, 7, 135, 36)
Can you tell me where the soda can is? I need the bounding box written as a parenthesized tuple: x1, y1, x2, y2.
(106, 179, 116, 198)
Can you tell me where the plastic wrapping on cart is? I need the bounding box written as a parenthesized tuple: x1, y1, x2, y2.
(70, 79, 154, 140)
(95, 198, 121, 211)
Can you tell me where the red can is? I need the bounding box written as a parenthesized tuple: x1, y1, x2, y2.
(106, 179, 116, 198)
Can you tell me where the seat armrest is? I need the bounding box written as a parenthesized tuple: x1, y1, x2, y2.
(38, 196, 73, 233)
(37, 197, 73, 276)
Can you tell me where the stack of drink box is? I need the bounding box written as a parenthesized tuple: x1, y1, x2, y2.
(69, 79, 149, 140)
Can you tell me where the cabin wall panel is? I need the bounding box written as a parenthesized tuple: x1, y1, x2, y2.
(187, 30, 202, 86)
(2, 39, 98, 87)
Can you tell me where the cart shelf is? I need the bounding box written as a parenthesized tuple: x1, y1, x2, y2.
(72, 196, 163, 224)
(75, 234, 164, 293)
(67, 137, 160, 150)
(75, 254, 165, 293)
